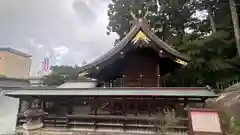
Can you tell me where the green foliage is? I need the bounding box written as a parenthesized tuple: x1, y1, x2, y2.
(0, 74, 6, 77)
(165, 30, 240, 90)
(41, 65, 81, 86)
(158, 108, 179, 134)
(107, 0, 240, 90)
(107, 0, 204, 43)
(230, 118, 240, 135)
(41, 74, 65, 86)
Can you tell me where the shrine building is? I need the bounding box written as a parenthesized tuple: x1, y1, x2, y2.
(5, 18, 217, 135)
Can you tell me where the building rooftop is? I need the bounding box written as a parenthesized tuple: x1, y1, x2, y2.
(4, 87, 217, 98)
(78, 18, 190, 78)
(0, 77, 29, 82)
(0, 47, 31, 57)
(58, 81, 97, 88)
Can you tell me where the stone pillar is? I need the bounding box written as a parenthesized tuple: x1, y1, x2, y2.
(20, 100, 30, 113)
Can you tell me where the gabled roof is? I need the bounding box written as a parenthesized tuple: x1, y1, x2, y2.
(78, 18, 190, 74)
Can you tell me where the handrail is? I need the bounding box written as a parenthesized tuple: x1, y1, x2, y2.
(66, 114, 188, 121)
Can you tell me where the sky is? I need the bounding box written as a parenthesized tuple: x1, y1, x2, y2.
(0, 0, 118, 75)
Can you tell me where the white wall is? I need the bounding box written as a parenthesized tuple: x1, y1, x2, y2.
(0, 79, 29, 134)
(0, 90, 19, 134)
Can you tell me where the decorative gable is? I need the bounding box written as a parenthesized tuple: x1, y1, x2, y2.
(132, 30, 151, 44)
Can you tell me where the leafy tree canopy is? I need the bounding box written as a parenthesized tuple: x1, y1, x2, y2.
(41, 65, 81, 86)
(107, 0, 240, 91)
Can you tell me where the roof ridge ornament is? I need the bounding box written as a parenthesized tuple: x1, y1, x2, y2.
(130, 9, 149, 20)
(130, 11, 137, 20)
(143, 9, 149, 18)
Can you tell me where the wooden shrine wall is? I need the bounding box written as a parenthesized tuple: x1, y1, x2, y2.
(123, 48, 160, 87)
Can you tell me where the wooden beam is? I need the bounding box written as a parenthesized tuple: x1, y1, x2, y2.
(67, 114, 188, 121)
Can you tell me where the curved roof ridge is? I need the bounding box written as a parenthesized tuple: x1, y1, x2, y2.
(140, 21, 190, 60)
(79, 21, 141, 72)
(78, 19, 190, 73)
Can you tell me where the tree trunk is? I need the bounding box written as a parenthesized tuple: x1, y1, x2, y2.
(207, 4, 217, 33)
(229, 0, 240, 55)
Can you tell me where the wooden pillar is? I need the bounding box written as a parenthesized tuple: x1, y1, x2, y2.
(184, 98, 188, 107)
(122, 74, 125, 87)
(123, 97, 126, 132)
(93, 97, 97, 131)
(153, 97, 156, 113)
(157, 75, 160, 87)
(153, 97, 158, 132)
(110, 100, 113, 115)
(123, 97, 126, 116)
(20, 99, 30, 113)
(135, 100, 138, 116)
(183, 98, 188, 117)
(110, 80, 113, 87)
(40, 99, 44, 109)
(202, 98, 207, 107)
(120, 77, 124, 87)
(42, 101, 46, 111)
(148, 99, 151, 116)
(157, 64, 160, 87)
(140, 74, 143, 87)
(18, 98, 22, 114)
(94, 97, 97, 116)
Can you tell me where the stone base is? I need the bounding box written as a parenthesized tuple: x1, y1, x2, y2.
(22, 130, 42, 135)
(16, 127, 188, 135)
(22, 122, 43, 130)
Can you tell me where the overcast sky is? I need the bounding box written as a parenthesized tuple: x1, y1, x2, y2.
(0, 0, 118, 75)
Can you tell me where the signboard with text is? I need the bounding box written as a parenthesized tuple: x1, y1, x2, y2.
(188, 108, 223, 135)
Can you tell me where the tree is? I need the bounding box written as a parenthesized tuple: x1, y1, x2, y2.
(107, 0, 240, 90)
(41, 65, 81, 86)
(229, 0, 240, 55)
(107, 0, 203, 45)
(207, 3, 217, 33)
(41, 74, 66, 86)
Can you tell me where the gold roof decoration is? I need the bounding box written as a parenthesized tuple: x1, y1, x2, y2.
(174, 58, 188, 66)
(132, 30, 151, 44)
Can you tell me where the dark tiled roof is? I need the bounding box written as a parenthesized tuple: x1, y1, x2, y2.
(0, 47, 31, 57)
